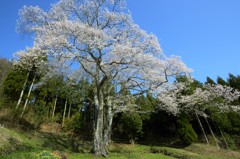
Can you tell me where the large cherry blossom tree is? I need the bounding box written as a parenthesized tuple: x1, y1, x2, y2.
(16, 0, 191, 156)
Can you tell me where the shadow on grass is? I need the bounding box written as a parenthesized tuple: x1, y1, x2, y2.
(40, 132, 93, 154)
(138, 137, 189, 149)
(40, 132, 73, 151)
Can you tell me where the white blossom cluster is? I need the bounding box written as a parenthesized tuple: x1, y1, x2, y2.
(205, 84, 240, 102)
(13, 47, 47, 72)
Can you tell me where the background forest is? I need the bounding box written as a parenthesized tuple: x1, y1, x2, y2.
(1, 57, 240, 150)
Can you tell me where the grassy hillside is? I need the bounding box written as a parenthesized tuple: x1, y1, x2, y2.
(1, 126, 240, 159)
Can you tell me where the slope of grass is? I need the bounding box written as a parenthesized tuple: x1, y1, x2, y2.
(1, 126, 240, 159)
(0, 127, 35, 156)
(0, 126, 74, 157)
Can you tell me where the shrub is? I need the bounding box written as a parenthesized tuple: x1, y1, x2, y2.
(63, 113, 82, 132)
(177, 118, 198, 145)
(119, 112, 143, 145)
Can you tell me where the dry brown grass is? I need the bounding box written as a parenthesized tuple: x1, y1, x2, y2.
(186, 143, 240, 159)
(40, 123, 62, 133)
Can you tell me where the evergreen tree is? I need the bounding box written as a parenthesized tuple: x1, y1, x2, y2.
(0, 58, 12, 87)
(227, 73, 240, 90)
(217, 76, 228, 86)
(205, 76, 216, 85)
(0, 58, 12, 108)
(3, 70, 28, 102)
(119, 112, 143, 145)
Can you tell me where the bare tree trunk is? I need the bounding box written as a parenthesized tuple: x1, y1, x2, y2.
(16, 71, 30, 110)
(21, 74, 36, 117)
(218, 126, 229, 149)
(195, 111, 209, 144)
(204, 117, 219, 148)
(62, 99, 67, 127)
(52, 97, 58, 119)
(68, 104, 72, 118)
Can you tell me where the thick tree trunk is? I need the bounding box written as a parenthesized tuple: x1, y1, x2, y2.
(93, 94, 106, 157)
(52, 97, 58, 119)
(62, 99, 68, 127)
(16, 71, 30, 110)
(204, 117, 219, 148)
(21, 74, 36, 117)
(92, 66, 110, 156)
(195, 111, 209, 144)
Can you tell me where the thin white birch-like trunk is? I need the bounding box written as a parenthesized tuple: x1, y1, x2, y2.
(204, 117, 219, 148)
(195, 111, 209, 144)
(21, 74, 36, 117)
(68, 104, 71, 118)
(218, 126, 229, 149)
(52, 97, 58, 119)
(47, 106, 50, 119)
(62, 99, 68, 127)
(16, 71, 30, 110)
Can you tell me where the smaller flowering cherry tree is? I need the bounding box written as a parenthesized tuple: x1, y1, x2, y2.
(13, 47, 47, 116)
(158, 78, 240, 146)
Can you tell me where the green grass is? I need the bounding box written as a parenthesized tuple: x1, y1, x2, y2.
(68, 153, 176, 159)
(1, 127, 240, 159)
(0, 151, 37, 159)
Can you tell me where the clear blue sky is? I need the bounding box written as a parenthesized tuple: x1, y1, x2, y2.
(0, 0, 240, 82)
